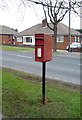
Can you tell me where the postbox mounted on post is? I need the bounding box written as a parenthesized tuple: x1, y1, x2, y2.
(35, 33, 53, 104)
(35, 33, 53, 62)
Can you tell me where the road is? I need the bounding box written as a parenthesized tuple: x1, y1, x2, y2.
(0, 49, 81, 85)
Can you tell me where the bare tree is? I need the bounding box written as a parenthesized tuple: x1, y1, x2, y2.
(24, 0, 81, 51)
(1, 0, 82, 51)
(42, 0, 69, 51)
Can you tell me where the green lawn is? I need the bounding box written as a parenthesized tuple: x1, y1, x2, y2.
(0, 45, 34, 51)
(1, 68, 81, 118)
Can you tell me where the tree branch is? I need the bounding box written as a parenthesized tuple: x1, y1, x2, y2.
(57, 9, 68, 22)
(43, 3, 54, 31)
(48, 6, 54, 24)
(56, 1, 63, 15)
(50, 1, 54, 20)
(47, 22, 54, 31)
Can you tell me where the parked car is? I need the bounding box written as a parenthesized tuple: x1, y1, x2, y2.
(66, 42, 81, 51)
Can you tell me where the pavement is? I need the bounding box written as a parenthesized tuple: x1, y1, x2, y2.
(57, 49, 81, 55)
(55, 50, 81, 58)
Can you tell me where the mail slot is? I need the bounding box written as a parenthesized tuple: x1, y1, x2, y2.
(35, 33, 53, 62)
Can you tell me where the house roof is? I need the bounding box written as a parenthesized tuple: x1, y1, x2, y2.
(0, 25, 18, 35)
(18, 22, 80, 37)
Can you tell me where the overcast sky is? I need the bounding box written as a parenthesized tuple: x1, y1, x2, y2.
(0, 0, 80, 32)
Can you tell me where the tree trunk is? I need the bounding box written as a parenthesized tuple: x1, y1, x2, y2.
(53, 23, 57, 52)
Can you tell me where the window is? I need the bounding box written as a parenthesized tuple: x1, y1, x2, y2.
(17, 37, 22, 42)
(57, 36, 64, 42)
(26, 37, 32, 43)
(74, 36, 80, 42)
(12, 36, 15, 39)
(77, 37, 80, 42)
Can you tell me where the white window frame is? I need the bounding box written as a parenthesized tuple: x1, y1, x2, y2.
(74, 36, 80, 42)
(23, 36, 35, 45)
(77, 36, 80, 42)
(26, 37, 32, 43)
(17, 37, 22, 42)
(57, 36, 64, 42)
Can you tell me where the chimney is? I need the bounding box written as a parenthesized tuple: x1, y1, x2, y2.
(42, 19, 47, 27)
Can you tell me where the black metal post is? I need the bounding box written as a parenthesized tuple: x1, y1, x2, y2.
(68, 0, 71, 51)
(42, 62, 46, 104)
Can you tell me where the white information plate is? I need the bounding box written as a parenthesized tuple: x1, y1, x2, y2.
(37, 48, 41, 57)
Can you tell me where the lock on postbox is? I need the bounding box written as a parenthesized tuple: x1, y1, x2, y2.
(35, 33, 53, 62)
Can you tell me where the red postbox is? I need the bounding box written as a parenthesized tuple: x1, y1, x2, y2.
(35, 33, 53, 62)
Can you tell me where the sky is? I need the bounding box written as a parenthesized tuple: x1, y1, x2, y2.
(0, 0, 80, 32)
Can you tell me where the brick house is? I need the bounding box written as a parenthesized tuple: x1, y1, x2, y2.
(0, 25, 18, 45)
(17, 22, 80, 50)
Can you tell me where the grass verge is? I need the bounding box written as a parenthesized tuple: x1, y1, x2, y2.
(53, 51, 60, 53)
(0, 45, 34, 51)
(1, 67, 81, 118)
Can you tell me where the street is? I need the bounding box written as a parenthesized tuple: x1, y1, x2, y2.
(0, 49, 81, 85)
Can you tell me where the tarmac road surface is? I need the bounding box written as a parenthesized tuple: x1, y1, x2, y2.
(0, 49, 81, 85)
